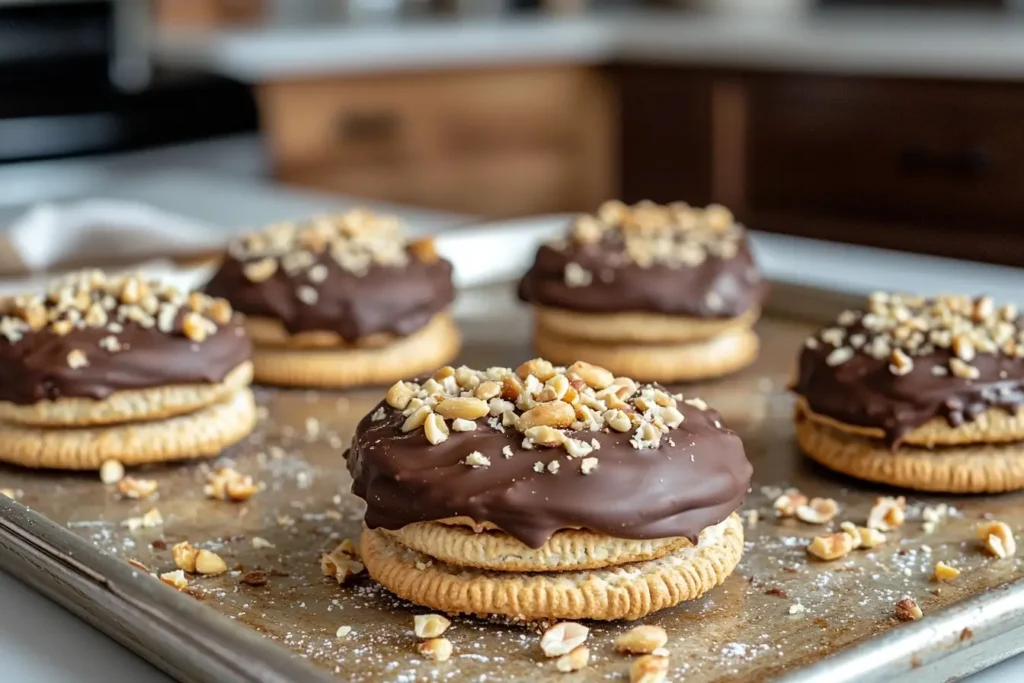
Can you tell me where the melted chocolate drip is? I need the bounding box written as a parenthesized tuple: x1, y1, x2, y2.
(794, 330, 1024, 448)
(517, 231, 768, 319)
(0, 313, 251, 405)
(205, 252, 455, 340)
(346, 400, 752, 549)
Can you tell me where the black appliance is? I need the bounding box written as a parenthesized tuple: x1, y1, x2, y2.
(0, 0, 257, 164)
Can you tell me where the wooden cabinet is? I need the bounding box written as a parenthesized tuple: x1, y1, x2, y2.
(617, 67, 1024, 267)
(617, 66, 714, 207)
(257, 66, 615, 218)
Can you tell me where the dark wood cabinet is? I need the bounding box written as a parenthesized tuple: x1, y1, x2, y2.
(617, 67, 1024, 267)
(617, 66, 714, 208)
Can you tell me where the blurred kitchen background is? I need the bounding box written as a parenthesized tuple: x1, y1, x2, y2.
(2, 0, 1024, 267)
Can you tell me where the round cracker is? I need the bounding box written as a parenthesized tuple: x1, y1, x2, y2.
(0, 388, 256, 470)
(252, 313, 461, 388)
(535, 306, 759, 345)
(245, 316, 396, 349)
(795, 403, 1024, 493)
(0, 362, 253, 428)
(382, 521, 692, 572)
(533, 326, 758, 383)
(795, 395, 1024, 449)
(360, 514, 743, 622)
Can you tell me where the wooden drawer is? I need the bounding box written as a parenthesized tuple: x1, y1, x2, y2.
(258, 67, 601, 172)
(748, 76, 1024, 232)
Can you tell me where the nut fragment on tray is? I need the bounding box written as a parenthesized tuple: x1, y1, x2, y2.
(345, 358, 753, 622)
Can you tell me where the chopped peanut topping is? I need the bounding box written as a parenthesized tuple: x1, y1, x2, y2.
(370, 360, 714, 466)
(804, 293, 1024, 373)
(0, 270, 236, 349)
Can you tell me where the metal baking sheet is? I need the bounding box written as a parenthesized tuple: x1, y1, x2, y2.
(1, 280, 1023, 683)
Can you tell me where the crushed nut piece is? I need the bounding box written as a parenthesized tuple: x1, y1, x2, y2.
(773, 490, 808, 517)
(580, 457, 599, 475)
(556, 646, 590, 673)
(423, 413, 450, 445)
(67, 349, 88, 369)
(418, 637, 453, 662)
(123, 507, 163, 531)
(933, 561, 960, 582)
(978, 521, 1016, 558)
(159, 570, 188, 590)
(615, 625, 668, 654)
(540, 622, 589, 658)
(336, 625, 352, 638)
(195, 549, 228, 575)
(867, 496, 906, 531)
(413, 614, 451, 639)
(322, 540, 365, 583)
(795, 497, 839, 524)
(204, 467, 257, 502)
(840, 521, 886, 549)
(463, 451, 491, 468)
(451, 418, 476, 432)
(807, 532, 855, 561)
(99, 459, 125, 484)
(116, 476, 158, 500)
(172, 541, 198, 572)
(630, 654, 669, 683)
(895, 597, 923, 621)
(252, 537, 275, 550)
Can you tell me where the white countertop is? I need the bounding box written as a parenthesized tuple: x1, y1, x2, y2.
(154, 8, 1024, 82)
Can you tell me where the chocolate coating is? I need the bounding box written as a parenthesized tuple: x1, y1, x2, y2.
(205, 253, 454, 341)
(517, 231, 767, 319)
(347, 399, 752, 549)
(794, 322, 1024, 448)
(0, 313, 250, 405)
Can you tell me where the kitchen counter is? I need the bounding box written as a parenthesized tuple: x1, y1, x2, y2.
(154, 8, 1024, 82)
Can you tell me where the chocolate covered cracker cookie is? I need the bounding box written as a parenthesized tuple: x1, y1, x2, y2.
(347, 359, 751, 621)
(205, 210, 459, 388)
(0, 270, 255, 469)
(518, 200, 767, 382)
(793, 292, 1024, 492)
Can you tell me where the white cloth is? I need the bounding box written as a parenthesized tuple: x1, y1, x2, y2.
(0, 199, 223, 294)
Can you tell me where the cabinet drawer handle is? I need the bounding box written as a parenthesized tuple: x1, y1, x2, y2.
(335, 110, 400, 143)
